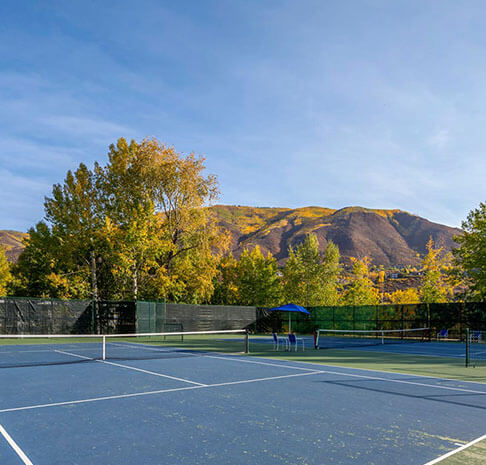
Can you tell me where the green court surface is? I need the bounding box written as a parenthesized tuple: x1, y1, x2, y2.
(431, 437, 486, 465)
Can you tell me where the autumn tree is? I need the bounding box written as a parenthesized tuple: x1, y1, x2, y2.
(96, 139, 168, 300)
(419, 238, 453, 303)
(134, 138, 223, 302)
(234, 246, 281, 307)
(211, 254, 242, 305)
(13, 138, 223, 303)
(0, 246, 11, 296)
(12, 164, 102, 299)
(343, 257, 380, 306)
(282, 235, 340, 306)
(453, 202, 486, 300)
(386, 288, 420, 304)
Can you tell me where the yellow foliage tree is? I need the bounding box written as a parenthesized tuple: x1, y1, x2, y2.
(419, 238, 454, 303)
(386, 288, 420, 304)
(343, 257, 380, 306)
(0, 246, 11, 296)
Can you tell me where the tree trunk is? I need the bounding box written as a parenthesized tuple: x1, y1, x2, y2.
(132, 263, 138, 300)
(90, 250, 99, 334)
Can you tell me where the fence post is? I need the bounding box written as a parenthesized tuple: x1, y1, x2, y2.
(465, 328, 470, 368)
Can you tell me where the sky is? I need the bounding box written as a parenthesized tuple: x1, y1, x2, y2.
(1, 0, 485, 231)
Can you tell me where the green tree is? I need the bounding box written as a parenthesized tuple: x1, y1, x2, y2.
(234, 246, 281, 306)
(12, 163, 102, 299)
(419, 238, 453, 303)
(96, 139, 168, 299)
(321, 241, 341, 305)
(453, 202, 486, 300)
(282, 235, 340, 306)
(12, 138, 222, 303)
(132, 138, 223, 302)
(211, 254, 240, 305)
(343, 257, 380, 306)
(0, 246, 11, 296)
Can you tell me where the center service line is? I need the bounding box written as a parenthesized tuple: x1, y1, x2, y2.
(0, 371, 323, 414)
(0, 424, 34, 465)
(55, 349, 207, 386)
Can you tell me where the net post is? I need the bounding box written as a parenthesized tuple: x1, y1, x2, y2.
(244, 329, 249, 353)
(465, 328, 470, 368)
(381, 331, 384, 345)
(102, 335, 106, 360)
(315, 329, 320, 349)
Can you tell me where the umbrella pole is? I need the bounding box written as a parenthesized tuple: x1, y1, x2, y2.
(289, 313, 291, 333)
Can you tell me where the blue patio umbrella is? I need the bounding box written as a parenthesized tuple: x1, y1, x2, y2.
(268, 303, 310, 333)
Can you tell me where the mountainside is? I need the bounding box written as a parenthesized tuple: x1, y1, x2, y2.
(211, 205, 462, 267)
(0, 230, 27, 262)
(1, 205, 462, 268)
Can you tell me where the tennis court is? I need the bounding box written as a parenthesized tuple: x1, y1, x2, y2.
(1, 332, 486, 465)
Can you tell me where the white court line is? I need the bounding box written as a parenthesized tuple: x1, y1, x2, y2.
(212, 350, 486, 387)
(101, 360, 207, 386)
(423, 433, 486, 464)
(106, 341, 317, 372)
(212, 355, 486, 394)
(0, 424, 34, 465)
(55, 350, 206, 387)
(1, 360, 485, 415)
(55, 349, 486, 395)
(205, 354, 320, 371)
(203, 354, 486, 392)
(0, 371, 323, 414)
(313, 369, 486, 394)
(356, 349, 466, 358)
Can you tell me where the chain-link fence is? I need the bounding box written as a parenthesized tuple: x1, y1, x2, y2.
(0, 298, 137, 335)
(0, 297, 93, 334)
(2, 298, 485, 339)
(136, 301, 258, 333)
(290, 302, 486, 339)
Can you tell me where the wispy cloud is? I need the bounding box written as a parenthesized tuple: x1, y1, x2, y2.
(1, 1, 486, 231)
(427, 129, 451, 150)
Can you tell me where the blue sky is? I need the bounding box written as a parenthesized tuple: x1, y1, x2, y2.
(1, 0, 485, 231)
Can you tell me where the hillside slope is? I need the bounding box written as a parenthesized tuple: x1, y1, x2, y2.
(0, 230, 27, 261)
(211, 205, 462, 267)
(1, 205, 462, 268)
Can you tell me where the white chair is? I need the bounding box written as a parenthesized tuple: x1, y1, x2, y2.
(272, 333, 289, 351)
(471, 331, 482, 343)
(288, 333, 305, 351)
(436, 329, 448, 340)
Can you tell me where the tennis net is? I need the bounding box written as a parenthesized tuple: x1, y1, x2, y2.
(315, 328, 430, 350)
(466, 329, 486, 367)
(0, 330, 249, 369)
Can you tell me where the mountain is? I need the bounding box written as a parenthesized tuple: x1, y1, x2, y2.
(1, 205, 462, 268)
(211, 205, 462, 267)
(0, 230, 27, 262)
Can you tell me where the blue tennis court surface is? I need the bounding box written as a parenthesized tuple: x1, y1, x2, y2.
(1, 345, 486, 464)
(341, 340, 481, 358)
(252, 335, 486, 362)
